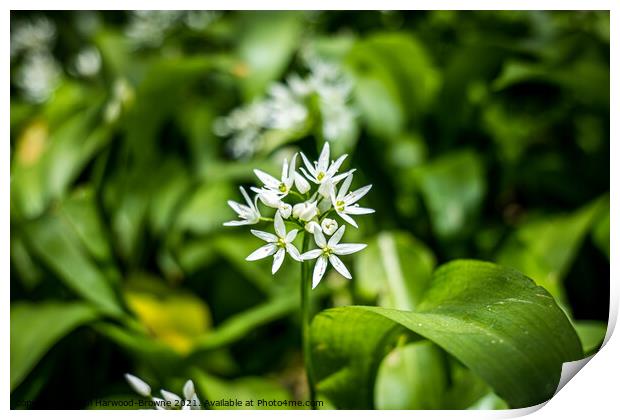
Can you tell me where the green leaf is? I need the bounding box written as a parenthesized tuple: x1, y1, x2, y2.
(174, 182, 235, 236)
(497, 198, 604, 301)
(310, 260, 582, 409)
(346, 32, 440, 138)
(11, 302, 100, 391)
(355, 231, 435, 309)
(592, 197, 610, 260)
(22, 211, 124, 317)
(414, 150, 486, 239)
(236, 12, 303, 100)
(375, 341, 448, 409)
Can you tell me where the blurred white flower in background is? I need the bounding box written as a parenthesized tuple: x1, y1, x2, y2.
(73, 47, 102, 78)
(15, 52, 61, 103)
(126, 10, 220, 49)
(10, 16, 56, 59)
(215, 58, 356, 158)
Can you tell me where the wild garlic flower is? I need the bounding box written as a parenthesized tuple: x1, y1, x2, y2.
(301, 226, 367, 289)
(124, 373, 200, 410)
(10, 16, 56, 59)
(254, 154, 299, 200)
(300, 142, 353, 198)
(223, 187, 261, 226)
(330, 172, 375, 228)
(215, 60, 356, 158)
(224, 142, 373, 288)
(246, 212, 302, 274)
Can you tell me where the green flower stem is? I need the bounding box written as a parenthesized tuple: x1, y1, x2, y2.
(301, 232, 317, 407)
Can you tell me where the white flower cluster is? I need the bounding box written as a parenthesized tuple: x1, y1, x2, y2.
(125, 373, 200, 410)
(224, 143, 373, 289)
(11, 17, 62, 103)
(126, 11, 220, 49)
(215, 60, 356, 158)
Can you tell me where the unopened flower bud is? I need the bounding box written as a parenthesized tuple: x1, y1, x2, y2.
(279, 202, 292, 219)
(293, 201, 318, 222)
(321, 218, 338, 235)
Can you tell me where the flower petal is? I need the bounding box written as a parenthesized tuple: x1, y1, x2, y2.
(223, 219, 252, 227)
(183, 380, 195, 400)
(294, 171, 311, 193)
(338, 172, 354, 199)
(251, 229, 277, 242)
(318, 142, 330, 172)
(239, 186, 254, 208)
(288, 153, 298, 182)
(313, 226, 327, 247)
(330, 169, 356, 186)
(272, 248, 286, 274)
(345, 184, 372, 205)
(281, 158, 289, 181)
(327, 153, 348, 177)
(312, 256, 328, 289)
(274, 212, 286, 237)
(333, 243, 367, 255)
(227, 200, 246, 215)
(246, 243, 277, 261)
(328, 225, 346, 247)
(254, 169, 281, 189)
(286, 243, 302, 261)
(329, 254, 352, 279)
(300, 152, 317, 178)
(125, 373, 151, 397)
(286, 228, 298, 243)
(161, 390, 182, 404)
(301, 249, 323, 260)
(339, 211, 359, 228)
(345, 205, 375, 215)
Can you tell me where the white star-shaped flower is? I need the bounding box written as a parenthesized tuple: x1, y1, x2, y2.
(330, 173, 374, 228)
(223, 187, 261, 226)
(254, 153, 303, 198)
(300, 142, 352, 198)
(301, 225, 366, 288)
(246, 212, 302, 274)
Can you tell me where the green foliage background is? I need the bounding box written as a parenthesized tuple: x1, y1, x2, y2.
(10, 11, 609, 409)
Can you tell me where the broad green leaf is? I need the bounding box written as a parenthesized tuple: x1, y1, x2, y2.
(497, 198, 604, 301)
(414, 150, 486, 239)
(59, 187, 113, 263)
(310, 260, 582, 409)
(22, 211, 124, 316)
(11, 302, 100, 391)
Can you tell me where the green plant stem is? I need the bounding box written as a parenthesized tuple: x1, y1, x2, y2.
(301, 232, 317, 407)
